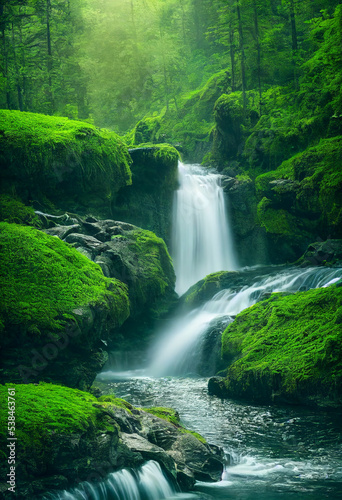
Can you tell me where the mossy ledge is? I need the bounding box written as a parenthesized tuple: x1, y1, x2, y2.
(0, 383, 223, 498)
(112, 144, 179, 244)
(210, 284, 342, 407)
(0, 222, 130, 388)
(254, 136, 342, 263)
(0, 110, 132, 217)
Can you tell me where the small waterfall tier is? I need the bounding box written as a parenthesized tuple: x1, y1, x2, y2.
(172, 162, 238, 295)
(43, 461, 176, 500)
(148, 266, 342, 377)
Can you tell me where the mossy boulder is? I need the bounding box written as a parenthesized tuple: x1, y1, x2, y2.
(0, 110, 132, 217)
(183, 266, 284, 309)
(112, 144, 179, 244)
(0, 222, 130, 388)
(38, 213, 177, 356)
(297, 239, 342, 267)
(40, 215, 177, 320)
(254, 137, 342, 262)
(0, 383, 224, 498)
(213, 284, 342, 407)
(0, 195, 41, 227)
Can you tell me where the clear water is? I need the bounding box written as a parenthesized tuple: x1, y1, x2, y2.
(172, 162, 238, 295)
(97, 375, 342, 500)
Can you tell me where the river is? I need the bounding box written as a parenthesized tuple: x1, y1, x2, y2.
(45, 163, 342, 499)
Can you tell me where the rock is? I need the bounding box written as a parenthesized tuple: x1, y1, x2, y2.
(0, 223, 130, 389)
(221, 175, 236, 189)
(297, 239, 342, 267)
(43, 223, 81, 239)
(111, 145, 179, 245)
(182, 265, 287, 308)
(0, 384, 224, 499)
(215, 285, 342, 407)
(121, 433, 176, 477)
(65, 232, 104, 250)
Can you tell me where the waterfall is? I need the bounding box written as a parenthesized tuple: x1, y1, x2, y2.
(172, 162, 238, 295)
(148, 266, 342, 377)
(43, 461, 176, 500)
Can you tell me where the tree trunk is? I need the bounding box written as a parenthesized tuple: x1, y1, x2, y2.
(237, 2, 247, 114)
(46, 0, 54, 111)
(288, 0, 298, 52)
(253, 0, 262, 115)
(11, 22, 23, 111)
(229, 20, 236, 92)
(288, 0, 298, 89)
(0, 5, 11, 109)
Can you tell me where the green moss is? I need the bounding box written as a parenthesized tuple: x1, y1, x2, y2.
(255, 137, 342, 238)
(0, 223, 129, 338)
(144, 407, 207, 444)
(132, 116, 161, 145)
(221, 285, 342, 400)
(143, 407, 180, 425)
(129, 70, 229, 158)
(257, 197, 297, 236)
(0, 195, 40, 227)
(134, 143, 180, 170)
(129, 228, 175, 300)
(0, 110, 132, 208)
(97, 395, 133, 413)
(0, 383, 100, 443)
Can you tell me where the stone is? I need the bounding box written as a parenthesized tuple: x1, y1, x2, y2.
(43, 224, 81, 239)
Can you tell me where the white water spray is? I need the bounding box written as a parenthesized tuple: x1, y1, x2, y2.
(172, 162, 238, 295)
(148, 266, 342, 377)
(44, 461, 176, 500)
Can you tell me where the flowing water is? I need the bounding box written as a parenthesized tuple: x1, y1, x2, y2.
(147, 266, 342, 377)
(97, 376, 342, 500)
(45, 163, 342, 499)
(172, 163, 238, 295)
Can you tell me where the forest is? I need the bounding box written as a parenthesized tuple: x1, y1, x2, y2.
(1, 0, 342, 499)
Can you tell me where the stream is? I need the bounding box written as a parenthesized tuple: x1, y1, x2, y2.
(46, 163, 342, 499)
(96, 375, 342, 500)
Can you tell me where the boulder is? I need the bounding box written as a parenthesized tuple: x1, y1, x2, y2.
(0, 384, 224, 499)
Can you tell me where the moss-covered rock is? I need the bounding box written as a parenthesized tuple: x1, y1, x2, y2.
(0, 110, 132, 217)
(112, 144, 179, 244)
(182, 266, 284, 309)
(38, 214, 177, 357)
(254, 137, 342, 262)
(0, 222, 130, 388)
(0, 195, 41, 227)
(215, 284, 342, 407)
(125, 70, 229, 161)
(0, 383, 224, 498)
(297, 239, 342, 267)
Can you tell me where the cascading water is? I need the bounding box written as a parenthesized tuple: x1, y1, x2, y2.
(43, 461, 177, 500)
(147, 266, 342, 377)
(47, 163, 342, 500)
(172, 162, 238, 295)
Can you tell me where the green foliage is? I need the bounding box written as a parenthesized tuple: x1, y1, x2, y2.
(255, 136, 342, 237)
(0, 195, 40, 227)
(221, 285, 342, 397)
(257, 197, 297, 236)
(0, 223, 129, 338)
